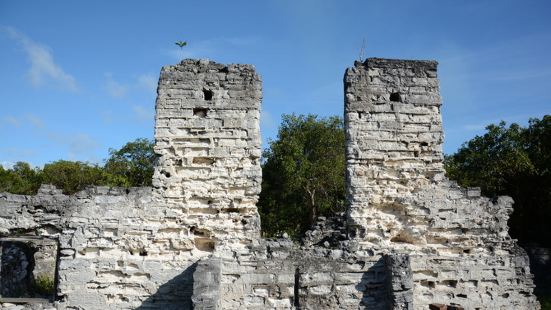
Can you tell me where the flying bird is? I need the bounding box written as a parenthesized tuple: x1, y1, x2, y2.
(175, 41, 187, 48)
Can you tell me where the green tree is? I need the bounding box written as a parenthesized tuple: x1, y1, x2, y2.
(0, 162, 42, 195)
(259, 114, 346, 238)
(445, 115, 551, 247)
(41, 160, 110, 194)
(104, 138, 155, 187)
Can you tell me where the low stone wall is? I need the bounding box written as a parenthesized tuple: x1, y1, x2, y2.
(190, 214, 414, 310)
(0, 186, 205, 309)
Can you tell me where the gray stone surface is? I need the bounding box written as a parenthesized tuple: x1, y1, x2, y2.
(344, 58, 539, 309)
(0, 57, 540, 309)
(192, 257, 221, 309)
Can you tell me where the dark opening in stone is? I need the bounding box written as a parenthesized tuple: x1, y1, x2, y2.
(294, 267, 300, 308)
(193, 108, 208, 118)
(0, 237, 58, 300)
(194, 238, 215, 252)
(203, 88, 213, 101)
(390, 92, 402, 102)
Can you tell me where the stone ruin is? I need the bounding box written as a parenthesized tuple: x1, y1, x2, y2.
(0, 58, 540, 309)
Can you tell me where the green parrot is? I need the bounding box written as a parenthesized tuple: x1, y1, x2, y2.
(175, 41, 187, 48)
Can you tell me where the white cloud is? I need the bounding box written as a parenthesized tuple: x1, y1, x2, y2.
(137, 74, 157, 92)
(100, 110, 114, 124)
(104, 73, 157, 98)
(0, 161, 15, 169)
(132, 105, 153, 122)
(1, 26, 77, 91)
(104, 73, 128, 98)
(67, 134, 99, 158)
(45, 131, 100, 163)
(0, 147, 37, 166)
(2, 115, 21, 128)
(261, 109, 276, 130)
(27, 114, 45, 128)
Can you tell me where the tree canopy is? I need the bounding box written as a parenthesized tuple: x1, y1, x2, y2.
(0, 138, 155, 195)
(104, 138, 155, 187)
(258, 114, 346, 238)
(445, 115, 551, 247)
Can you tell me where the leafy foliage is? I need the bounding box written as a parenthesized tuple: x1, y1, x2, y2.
(0, 162, 42, 195)
(445, 115, 551, 247)
(541, 294, 551, 310)
(42, 160, 112, 194)
(104, 138, 155, 187)
(32, 274, 55, 297)
(259, 114, 346, 239)
(0, 138, 155, 195)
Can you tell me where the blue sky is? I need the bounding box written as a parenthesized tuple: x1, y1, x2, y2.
(1, 0, 550, 167)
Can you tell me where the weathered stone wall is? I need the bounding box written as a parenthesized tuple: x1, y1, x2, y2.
(1, 236, 57, 299)
(153, 59, 262, 247)
(191, 214, 414, 310)
(344, 58, 539, 309)
(0, 59, 262, 309)
(0, 57, 540, 309)
(201, 241, 394, 309)
(0, 186, 199, 309)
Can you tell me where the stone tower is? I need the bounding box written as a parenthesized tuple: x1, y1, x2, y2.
(344, 58, 539, 309)
(344, 58, 444, 245)
(153, 59, 262, 248)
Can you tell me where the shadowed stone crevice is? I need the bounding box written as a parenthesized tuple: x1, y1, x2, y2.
(136, 263, 197, 310)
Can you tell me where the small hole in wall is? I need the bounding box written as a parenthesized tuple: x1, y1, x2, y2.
(193, 108, 208, 118)
(203, 88, 213, 100)
(420, 280, 435, 289)
(442, 280, 458, 288)
(139, 249, 148, 256)
(194, 238, 215, 252)
(390, 92, 402, 102)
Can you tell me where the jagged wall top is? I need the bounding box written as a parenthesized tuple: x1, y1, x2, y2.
(344, 58, 444, 183)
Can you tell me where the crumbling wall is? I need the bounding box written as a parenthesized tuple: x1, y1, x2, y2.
(0, 185, 200, 309)
(0, 57, 540, 310)
(0, 59, 262, 310)
(193, 214, 414, 310)
(153, 59, 262, 247)
(344, 58, 539, 309)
